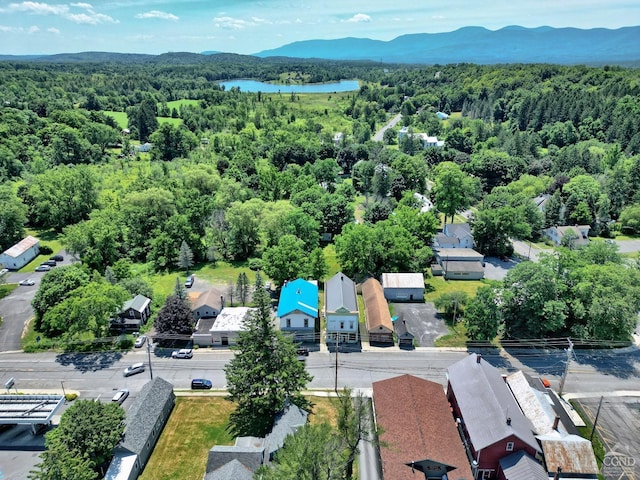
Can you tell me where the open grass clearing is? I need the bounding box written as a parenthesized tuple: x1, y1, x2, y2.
(21, 228, 65, 273)
(424, 276, 490, 303)
(140, 395, 339, 480)
(0, 284, 18, 301)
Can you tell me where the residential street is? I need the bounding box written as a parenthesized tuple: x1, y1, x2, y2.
(372, 113, 402, 142)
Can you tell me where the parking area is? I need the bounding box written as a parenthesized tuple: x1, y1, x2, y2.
(483, 256, 520, 281)
(574, 396, 640, 479)
(390, 302, 449, 347)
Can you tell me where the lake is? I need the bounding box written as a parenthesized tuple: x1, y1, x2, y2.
(218, 79, 360, 93)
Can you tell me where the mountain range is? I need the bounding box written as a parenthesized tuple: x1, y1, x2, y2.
(1, 26, 638, 65)
(253, 25, 640, 65)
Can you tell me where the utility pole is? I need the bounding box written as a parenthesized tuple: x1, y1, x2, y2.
(558, 338, 574, 396)
(334, 335, 339, 393)
(147, 340, 154, 380)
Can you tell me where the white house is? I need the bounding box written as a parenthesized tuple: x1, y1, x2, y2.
(543, 225, 590, 247)
(0, 235, 40, 270)
(325, 272, 359, 344)
(277, 279, 318, 343)
(209, 307, 254, 346)
(434, 223, 475, 249)
(191, 287, 225, 320)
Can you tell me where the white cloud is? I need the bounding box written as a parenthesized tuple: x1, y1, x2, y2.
(345, 13, 371, 23)
(250, 16, 270, 25)
(47, 27, 60, 33)
(66, 12, 117, 24)
(135, 10, 179, 21)
(7, 2, 69, 15)
(70, 2, 92, 9)
(0, 24, 40, 33)
(28, 25, 39, 33)
(213, 16, 255, 29)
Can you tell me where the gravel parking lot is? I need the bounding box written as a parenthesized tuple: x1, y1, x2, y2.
(391, 302, 449, 347)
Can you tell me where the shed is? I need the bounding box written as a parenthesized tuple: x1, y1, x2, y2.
(394, 319, 414, 348)
(0, 235, 40, 270)
(105, 378, 175, 480)
(361, 278, 394, 344)
(382, 272, 424, 301)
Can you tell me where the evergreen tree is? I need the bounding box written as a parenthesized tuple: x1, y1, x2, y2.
(236, 272, 250, 306)
(176, 240, 194, 274)
(225, 273, 312, 437)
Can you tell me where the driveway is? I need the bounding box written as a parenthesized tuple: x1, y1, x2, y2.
(391, 302, 449, 347)
(483, 256, 520, 281)
(614, 239, 640, 254)
(0, 251, 75, 352)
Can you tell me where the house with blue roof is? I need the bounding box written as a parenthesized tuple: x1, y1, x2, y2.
(276, 278, 318, 342)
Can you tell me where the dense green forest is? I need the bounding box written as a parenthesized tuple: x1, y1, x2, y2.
(1, 57, 640, 346)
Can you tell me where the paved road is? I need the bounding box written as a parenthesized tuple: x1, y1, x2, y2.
(373, 113, 402, 142)
(510, 239, 544, 262)
(0, 272, 42, 352)
(614, 239, 640, 254)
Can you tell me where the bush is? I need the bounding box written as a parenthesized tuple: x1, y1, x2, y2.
(65, 393, 78, 401)
(248, 258, 262, 271)
(39, 245, 53, 255)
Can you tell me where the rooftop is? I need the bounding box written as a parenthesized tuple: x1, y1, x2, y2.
(382, 272, 424, 289)
(325, 272, 358, 313)
(361, 278, 393, 332)
(122, 294, 151, 313)
(2, 235, 39, 258)
(210, 307, 254, 332)
(277, 278, 318, 318)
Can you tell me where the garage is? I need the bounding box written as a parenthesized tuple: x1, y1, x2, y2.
(382, 272, 425, 302)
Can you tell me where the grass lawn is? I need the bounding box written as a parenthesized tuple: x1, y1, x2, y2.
(141, 395, 339, 480)
(165, 99, 199, 110)
(323, 244, 340, 278)
(22, 228, 65, 272)
(103, 111, 128, 129)
(0, 283, 18, 300)
(158, 117, 183, 126)
(424, 277, 490, 303)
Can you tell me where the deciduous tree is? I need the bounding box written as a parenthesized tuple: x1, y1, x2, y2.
(154, 294, 194, 337)
(262, 234, 307, 287)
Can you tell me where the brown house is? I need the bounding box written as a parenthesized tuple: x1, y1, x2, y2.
(361, 278, 394, 344)
(373, 375, 473, 480)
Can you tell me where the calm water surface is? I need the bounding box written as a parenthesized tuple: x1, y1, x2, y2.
(219, 79, 360, 93)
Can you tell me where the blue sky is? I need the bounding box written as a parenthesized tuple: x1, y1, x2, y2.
(1, 0, 639, 55)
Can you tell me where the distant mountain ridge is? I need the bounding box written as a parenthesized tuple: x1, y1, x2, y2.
(1, 26, 638, 65)
(253, 25, 640, 65)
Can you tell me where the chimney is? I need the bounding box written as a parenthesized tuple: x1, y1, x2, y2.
(506, 417, 511, 426)
(553, 416, 560, 431)
(476, 353, 482, 364)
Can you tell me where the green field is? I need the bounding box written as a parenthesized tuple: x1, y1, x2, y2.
(103, 110, 128, 129)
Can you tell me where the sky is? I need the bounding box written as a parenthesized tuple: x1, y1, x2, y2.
(0, 0, 639, 55)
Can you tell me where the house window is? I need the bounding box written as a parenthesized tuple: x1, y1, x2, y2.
(304, 318, 309, 328)
(350, 321, 354, 330)
(340, 321, 345, 330)
(286, 318, 291, 328)
(506, 441, 514, 451)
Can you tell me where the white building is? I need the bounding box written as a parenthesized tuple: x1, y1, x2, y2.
(325, 272, 359, 344)
(382, 272, 425, 302)
(0, 235, 40, 270)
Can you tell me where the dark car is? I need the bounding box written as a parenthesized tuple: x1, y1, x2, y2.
(35, 265, 51, 272)
(50, 255, 64, 262)
(191, 378, 212, 390)
(42, 259, 57, 267)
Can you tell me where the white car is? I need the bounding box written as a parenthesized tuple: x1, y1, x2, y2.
(112, 389, 129, 405)
(171, 348, 193, 359)
(0, 268, 8, 276)
(19, 278, 35, 286)
(123, 362, 145, 377)
(134, 335, 147, 348)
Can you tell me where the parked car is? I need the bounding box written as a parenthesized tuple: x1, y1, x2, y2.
(112, 389, 129, 405)
(184, 274, 195, 288)
(134, 335, 147, 348)
(50, 254, 64, 262)
(296, 347, 310, 361)
(171, 348, 193, 359)
(42, 259, 57, 267)
(19, 278, 35, 286)
(191, 378, 212, 390)
(123, 362, 145, 377)
(0, 268, 8, 276)
(35, 265, 51, 272)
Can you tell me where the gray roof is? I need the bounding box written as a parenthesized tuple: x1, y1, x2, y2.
(444, 223, 473, 240)
(204, 459, 254, 480)
(263, 401, 308, 457)
(382, 272, 424, 289)
(443, 260, 484, 273)
(120, 377, 175, 455)
(447, 354, 540, 452)
(394, 319, 414, 339)
(325, 272, 358, 313)
(122, 294, 151, 313)
(499, 451, 548, 480)
(205, 446, 264, 474)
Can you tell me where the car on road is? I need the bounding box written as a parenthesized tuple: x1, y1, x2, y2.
(50, 254, 64, 262)
(19, 278, 36, 286)
(296, 347, 309, 361)
(171, 348, 193, 359)
(112, 389, 129, 404)
(35, 265, 51, 272)
(0, 268, 8, 276)
(134, 335, 147, 348)
(42, 260, 57, 267)
(123, 362, 145, 377)
(191, 378, 212, 390)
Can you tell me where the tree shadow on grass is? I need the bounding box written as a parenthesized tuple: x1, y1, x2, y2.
(56, 351, 124, 372)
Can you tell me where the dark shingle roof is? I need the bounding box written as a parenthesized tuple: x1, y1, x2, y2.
(119, 377, 175, 455)
(325, 272, 358, 313)
(373, 375, 473, 480)
(499, 450, 548, 480)
(394, 320, 413, 339)
(447, 354, 540, 453)
(263, 402, 308, 457)
(122, 294, 151, 313)
(205, 446, 265, 473)
(204, 459, 254, 480)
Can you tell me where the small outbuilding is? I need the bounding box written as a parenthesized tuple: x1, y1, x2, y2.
(381, 272, 424, 302)
(0, 235, 40, 270)
(394, 319, 414, 348)
(361, 278, 394, 344)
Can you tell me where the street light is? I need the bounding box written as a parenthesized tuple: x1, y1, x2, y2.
(146, 340, 154, 380)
